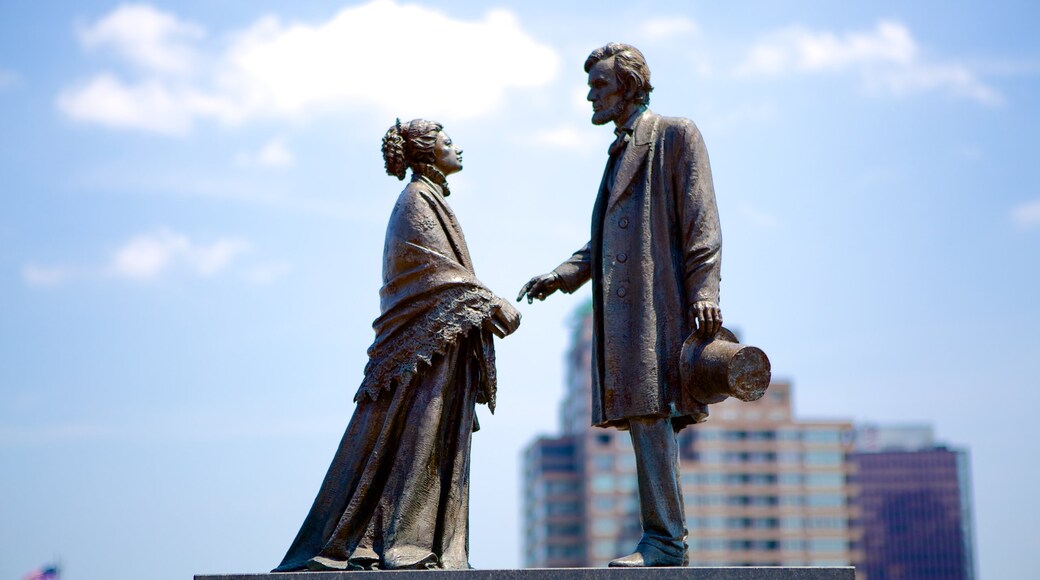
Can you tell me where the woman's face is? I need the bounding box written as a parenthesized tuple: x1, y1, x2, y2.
(432, 131, 463, 176)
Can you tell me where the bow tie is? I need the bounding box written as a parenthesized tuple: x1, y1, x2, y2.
(608, 128, 631, 157)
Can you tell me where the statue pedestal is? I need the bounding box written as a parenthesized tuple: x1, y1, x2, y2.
(196, 568, 853, 580)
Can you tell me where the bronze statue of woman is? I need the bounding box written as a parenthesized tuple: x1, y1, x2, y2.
(274, 119, 521, 571)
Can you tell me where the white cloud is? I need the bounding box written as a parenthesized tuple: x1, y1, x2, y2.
(530, 125, 599, 152)
(572, 83, 591, 113)
(737, 21, 1001, 105)
(58, 1, 560, 135)
(865, 61, 1002, 105)
(108, 229, 251, 280)
(57, 73, 236, 135)
(22, 264, 75, 287)
(78, 3, 204, 75)
(639, 17, 698, 42)
(740, 21, 914, 75)
(22, 229, 255, 287)
(236, 138, 295, 168)
(245, 261, 293, 284)
(1011, 199, 1040, 229)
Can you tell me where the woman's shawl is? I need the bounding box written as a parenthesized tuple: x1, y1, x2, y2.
(354, 177, 498, 411)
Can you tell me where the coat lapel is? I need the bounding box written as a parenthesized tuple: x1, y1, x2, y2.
(607, 111, 658, 213)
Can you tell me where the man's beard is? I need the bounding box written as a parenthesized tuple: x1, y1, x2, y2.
(591, 99, 628, 126)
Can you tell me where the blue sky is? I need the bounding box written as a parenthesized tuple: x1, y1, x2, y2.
(1, 1, 1038, 578)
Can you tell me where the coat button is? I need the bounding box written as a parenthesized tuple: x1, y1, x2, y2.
(617, 286, 627, 297)
(619, 217, 629, 228)
(617, 253, 628, 263)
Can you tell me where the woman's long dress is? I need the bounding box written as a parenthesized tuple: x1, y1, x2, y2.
(274, 175, 499, 571)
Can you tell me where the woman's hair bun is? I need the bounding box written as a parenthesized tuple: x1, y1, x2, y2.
(382, 118, 408, 180)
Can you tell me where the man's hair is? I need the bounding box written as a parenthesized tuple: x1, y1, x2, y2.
(584, 43, 654, 107)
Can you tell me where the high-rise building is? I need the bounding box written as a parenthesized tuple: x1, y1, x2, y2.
(522, 435, 584, 567)
(850, 426, 976, 580)
(679, 383, 859, 567)
(522, 307, 976, 578)
(522, 309, 860, 568)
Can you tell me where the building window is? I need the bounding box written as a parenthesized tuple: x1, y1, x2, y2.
(803, 429, 841, 444)
(702, 516, 726, 530)
(592, 540, 616, 559)
(592, 518, 618, 536)
(547, 545, 583, 559)
(700, 451, 724, 464)
(750, 517, 780, 529)
(747, 451, 777, 463)
(617, 453, 637, 472)
(545, 480, 579, 495)
(546, 501, 580, 516)
(781, 516, 803, 530)
(806, 516, 847, 530)
(780, 494, 803, 506)
(805, 494, 846, 508)
(620, 495, 639, 513)
(593, 454, 614, 471)
(748, 473, 777, 486)
(698, 429, 721, 441)
(547, 523, 582, 536)
(591, 474, 613, 493)
(809, 538, 848, 553)
(804, 451, 843, 466)
(804, 473, 844, 488)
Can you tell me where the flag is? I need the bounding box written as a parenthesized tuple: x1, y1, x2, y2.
(22, 564, 59, 580)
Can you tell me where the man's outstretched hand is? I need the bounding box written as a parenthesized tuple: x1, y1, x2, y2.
(517, 272, 561, 304)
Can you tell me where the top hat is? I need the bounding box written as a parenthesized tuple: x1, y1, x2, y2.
(680, 326, 771, 405)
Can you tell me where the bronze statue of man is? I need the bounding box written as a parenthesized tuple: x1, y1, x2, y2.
(519, 43, 723, 567)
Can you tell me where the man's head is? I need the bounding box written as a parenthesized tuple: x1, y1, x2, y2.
(585, 43, 653, 126)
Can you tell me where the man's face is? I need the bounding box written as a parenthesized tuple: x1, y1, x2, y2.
(587, 57, 627, 126)
(432, 131, 463, 176)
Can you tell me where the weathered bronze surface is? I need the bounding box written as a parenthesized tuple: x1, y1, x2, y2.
(518, 43, 768, 567)
(202, 567, 856, 579)
(274, 119, 520, 572)
(680, 327, 771, 405)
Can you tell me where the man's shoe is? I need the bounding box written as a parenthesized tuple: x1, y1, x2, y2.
(608, 544, 685, 567)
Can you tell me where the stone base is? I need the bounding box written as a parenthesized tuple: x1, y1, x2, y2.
(196, 568, 853, 580)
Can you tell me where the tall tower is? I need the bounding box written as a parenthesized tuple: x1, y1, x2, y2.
(851, 426, 976, 580)
(679, 382, 859, 567)
(522, 306, 859, 567)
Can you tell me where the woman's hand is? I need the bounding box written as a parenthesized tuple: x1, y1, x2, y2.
(487, 298, 522, 338)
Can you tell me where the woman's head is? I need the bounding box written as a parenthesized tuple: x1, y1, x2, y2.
(382, 118, 462, 181)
